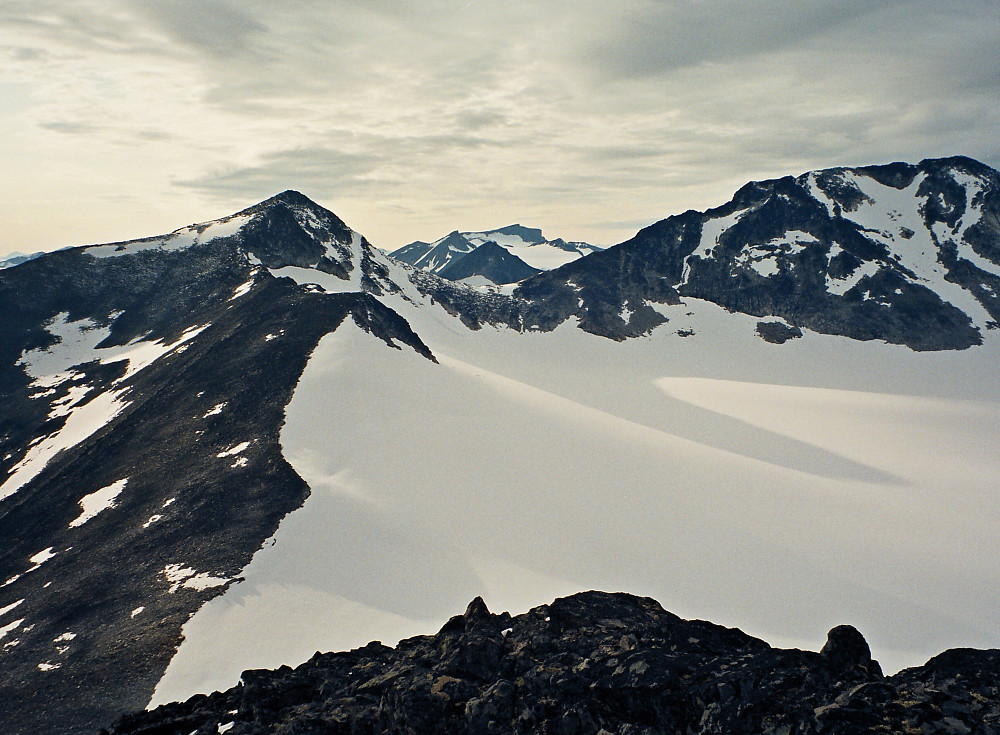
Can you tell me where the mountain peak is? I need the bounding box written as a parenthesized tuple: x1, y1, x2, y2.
(237, 190, 332, 218)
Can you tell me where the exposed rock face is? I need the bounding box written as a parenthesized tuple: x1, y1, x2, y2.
(0, 194, 437, 735)
(437, 241, 541, 284)
(391, 225, 602, 285)
(515, 156, 1000, 347)
(102, 592, 1000, 735)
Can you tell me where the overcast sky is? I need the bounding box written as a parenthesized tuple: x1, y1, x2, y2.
(1, 1, 998, 256)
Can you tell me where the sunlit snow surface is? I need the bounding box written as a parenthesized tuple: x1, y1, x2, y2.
(69, 479, 128, 528)
(84, 215, 251, 258)
(153, 292, 1000, 704)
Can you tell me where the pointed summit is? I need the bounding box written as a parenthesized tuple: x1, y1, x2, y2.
(238, 189, 336, 219)
(236, 191, 357, 271)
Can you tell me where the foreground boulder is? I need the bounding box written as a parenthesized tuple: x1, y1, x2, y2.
(102, 591, 1000, 735)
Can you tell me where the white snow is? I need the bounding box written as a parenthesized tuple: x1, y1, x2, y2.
(69, 479, 128, 528)
(457, 275, 499, 288)
(53, 632, 76, 642)
(16, 313, 107, 381)
(465, 231, 537, 249)
(0, 390, 128, 503)
(497, 243, 580, 271)
(100, 324, 209, 385)
(131, 607, 145, 618)
(682, 207, 751, 283)
(202, 403, 227, 418)
(3, 322, 207, 504)
(826, 258, 880, 296)
(216, 442, 250, 458)
(228, 279, 255, 302)
(37, 662, 60, 671)
(218, 722, 234, 734)
(840, 172, 995, 325)
(153, 299, 1000, 703)
(142, 515, 163, 528)
(734, 230, 817, 278)
(163, 564, 230, 594)
(459, 231, 593, 271)
(85, 215, 251, 259)
(269, 265, 350, 293)
(0, 599, 24, 618)
(27, 547, 56, 572)
(183, 574, 231, 591)
(48, 384, 93, 419)
(0, 618, 24, 641)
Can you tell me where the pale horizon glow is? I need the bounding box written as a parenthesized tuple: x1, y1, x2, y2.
(2, 1, 999, 257)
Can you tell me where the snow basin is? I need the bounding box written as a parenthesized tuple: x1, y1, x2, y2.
(152, 295, 1000, 704)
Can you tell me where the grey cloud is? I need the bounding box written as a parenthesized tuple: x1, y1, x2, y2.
(130, 0, 266, 59)
(38, 121, 99, 135)
(584, 0, 906, 78)
(175, 146, 389, 201)
(0, 2, 150, 55)
(133, 129, 174, 142)
(454, 110, 509, 132)
(13, 47, 46, 62)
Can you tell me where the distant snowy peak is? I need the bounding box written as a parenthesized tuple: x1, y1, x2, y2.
(516, 155, 1000, 349)
(390, 225, 603, 285)
(0, 251, 45, 270)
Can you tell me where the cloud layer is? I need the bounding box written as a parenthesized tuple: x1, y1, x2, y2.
(1, 0, 997, 253)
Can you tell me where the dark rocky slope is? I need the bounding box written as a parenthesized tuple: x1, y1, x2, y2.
(515, 156, 1000, 348)
(103, 591, 1000, 735)
(437, 241, 541, 284)
(0, 197, 435, 735)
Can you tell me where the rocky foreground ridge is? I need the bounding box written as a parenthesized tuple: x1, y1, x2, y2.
(103, 592, 1000, 735)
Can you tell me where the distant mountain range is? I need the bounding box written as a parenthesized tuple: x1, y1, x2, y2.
(1, 156, 999, 734)
(0, 251, 45, 269)
(389, 225, 603, 285)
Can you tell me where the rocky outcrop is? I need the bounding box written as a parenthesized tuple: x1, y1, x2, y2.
(102, 591, 1000, 735)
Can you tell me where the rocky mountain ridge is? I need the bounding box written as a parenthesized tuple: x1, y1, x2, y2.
(103, 591, 1000, 735)
(390, 225, 603, 285)
(1, 155, 999, 734)
(515, 155, 1000, 348)
(0, 194, 444, 735)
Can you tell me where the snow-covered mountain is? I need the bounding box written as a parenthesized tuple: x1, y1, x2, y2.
(1, 157, 999, 734)
(516, 155, 1000, 347)
(390, 225, 603, 285)
(0, 251, 45, 269)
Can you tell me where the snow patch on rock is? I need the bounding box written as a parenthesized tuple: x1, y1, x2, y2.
(69, 479, 128, 528)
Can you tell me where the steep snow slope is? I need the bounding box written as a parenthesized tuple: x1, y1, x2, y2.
(152, 290, 1000, 702)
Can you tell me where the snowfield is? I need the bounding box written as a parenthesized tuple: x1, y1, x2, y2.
(152, 292, 1000, 704)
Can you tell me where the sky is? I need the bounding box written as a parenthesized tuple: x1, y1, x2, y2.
(1, 0, 998, 257)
